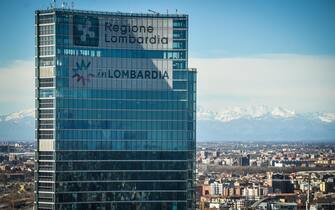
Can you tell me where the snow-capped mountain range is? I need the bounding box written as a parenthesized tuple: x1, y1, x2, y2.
(197, 105, 335, 123)
(0, 106, 334, 142)
(197, 106, 335, 142)
(0, 109, 34, 123)
(0, 109, 35, 141)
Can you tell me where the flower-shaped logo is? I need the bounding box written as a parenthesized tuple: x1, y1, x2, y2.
(72, 60, 95, 86)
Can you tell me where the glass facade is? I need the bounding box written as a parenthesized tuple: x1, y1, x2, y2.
(35, 9, 196, 210)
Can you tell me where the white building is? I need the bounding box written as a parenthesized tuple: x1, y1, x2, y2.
(210, 182, 224, 195)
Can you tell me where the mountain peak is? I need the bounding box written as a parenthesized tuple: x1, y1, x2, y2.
(318, 113, 335, 123)
(0, 109, 35, 141)
(1, 109, 34, 122)
(271, 106, 296, 118)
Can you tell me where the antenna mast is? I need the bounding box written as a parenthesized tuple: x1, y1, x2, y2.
(148, 9, 159, 15)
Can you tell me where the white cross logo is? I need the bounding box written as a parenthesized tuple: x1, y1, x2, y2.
(77, 20, 95, 42)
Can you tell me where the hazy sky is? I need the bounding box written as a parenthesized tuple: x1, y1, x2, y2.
(0, 0, 335, 114)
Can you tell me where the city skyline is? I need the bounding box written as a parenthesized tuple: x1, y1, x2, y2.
(1, 0, 335, 114)
(0, 2, 334, 210)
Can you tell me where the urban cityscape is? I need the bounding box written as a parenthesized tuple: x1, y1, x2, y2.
(196, 142, 335, 209)
(1, 141, 335, 209)
(1, 0, 335, 210)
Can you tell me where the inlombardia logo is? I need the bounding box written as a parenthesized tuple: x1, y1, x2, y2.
(73, 15, 99, 46)
(72, 60, 95, 86)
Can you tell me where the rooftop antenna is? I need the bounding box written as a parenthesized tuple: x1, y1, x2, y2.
(148, 9, 159, 15)
(175, 9, 178, 14)
(71, 2, 74, 9)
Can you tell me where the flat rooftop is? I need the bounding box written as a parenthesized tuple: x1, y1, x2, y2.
(36, 8, 188, 18)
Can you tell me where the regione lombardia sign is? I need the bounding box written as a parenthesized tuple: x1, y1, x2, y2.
(68, 15, 174, 90)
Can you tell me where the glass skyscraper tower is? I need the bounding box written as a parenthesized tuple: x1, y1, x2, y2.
(35, 8, 196, 210)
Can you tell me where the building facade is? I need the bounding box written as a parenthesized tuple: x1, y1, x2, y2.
(271, 174, 294, 194)
(35, 9, 196, 210)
